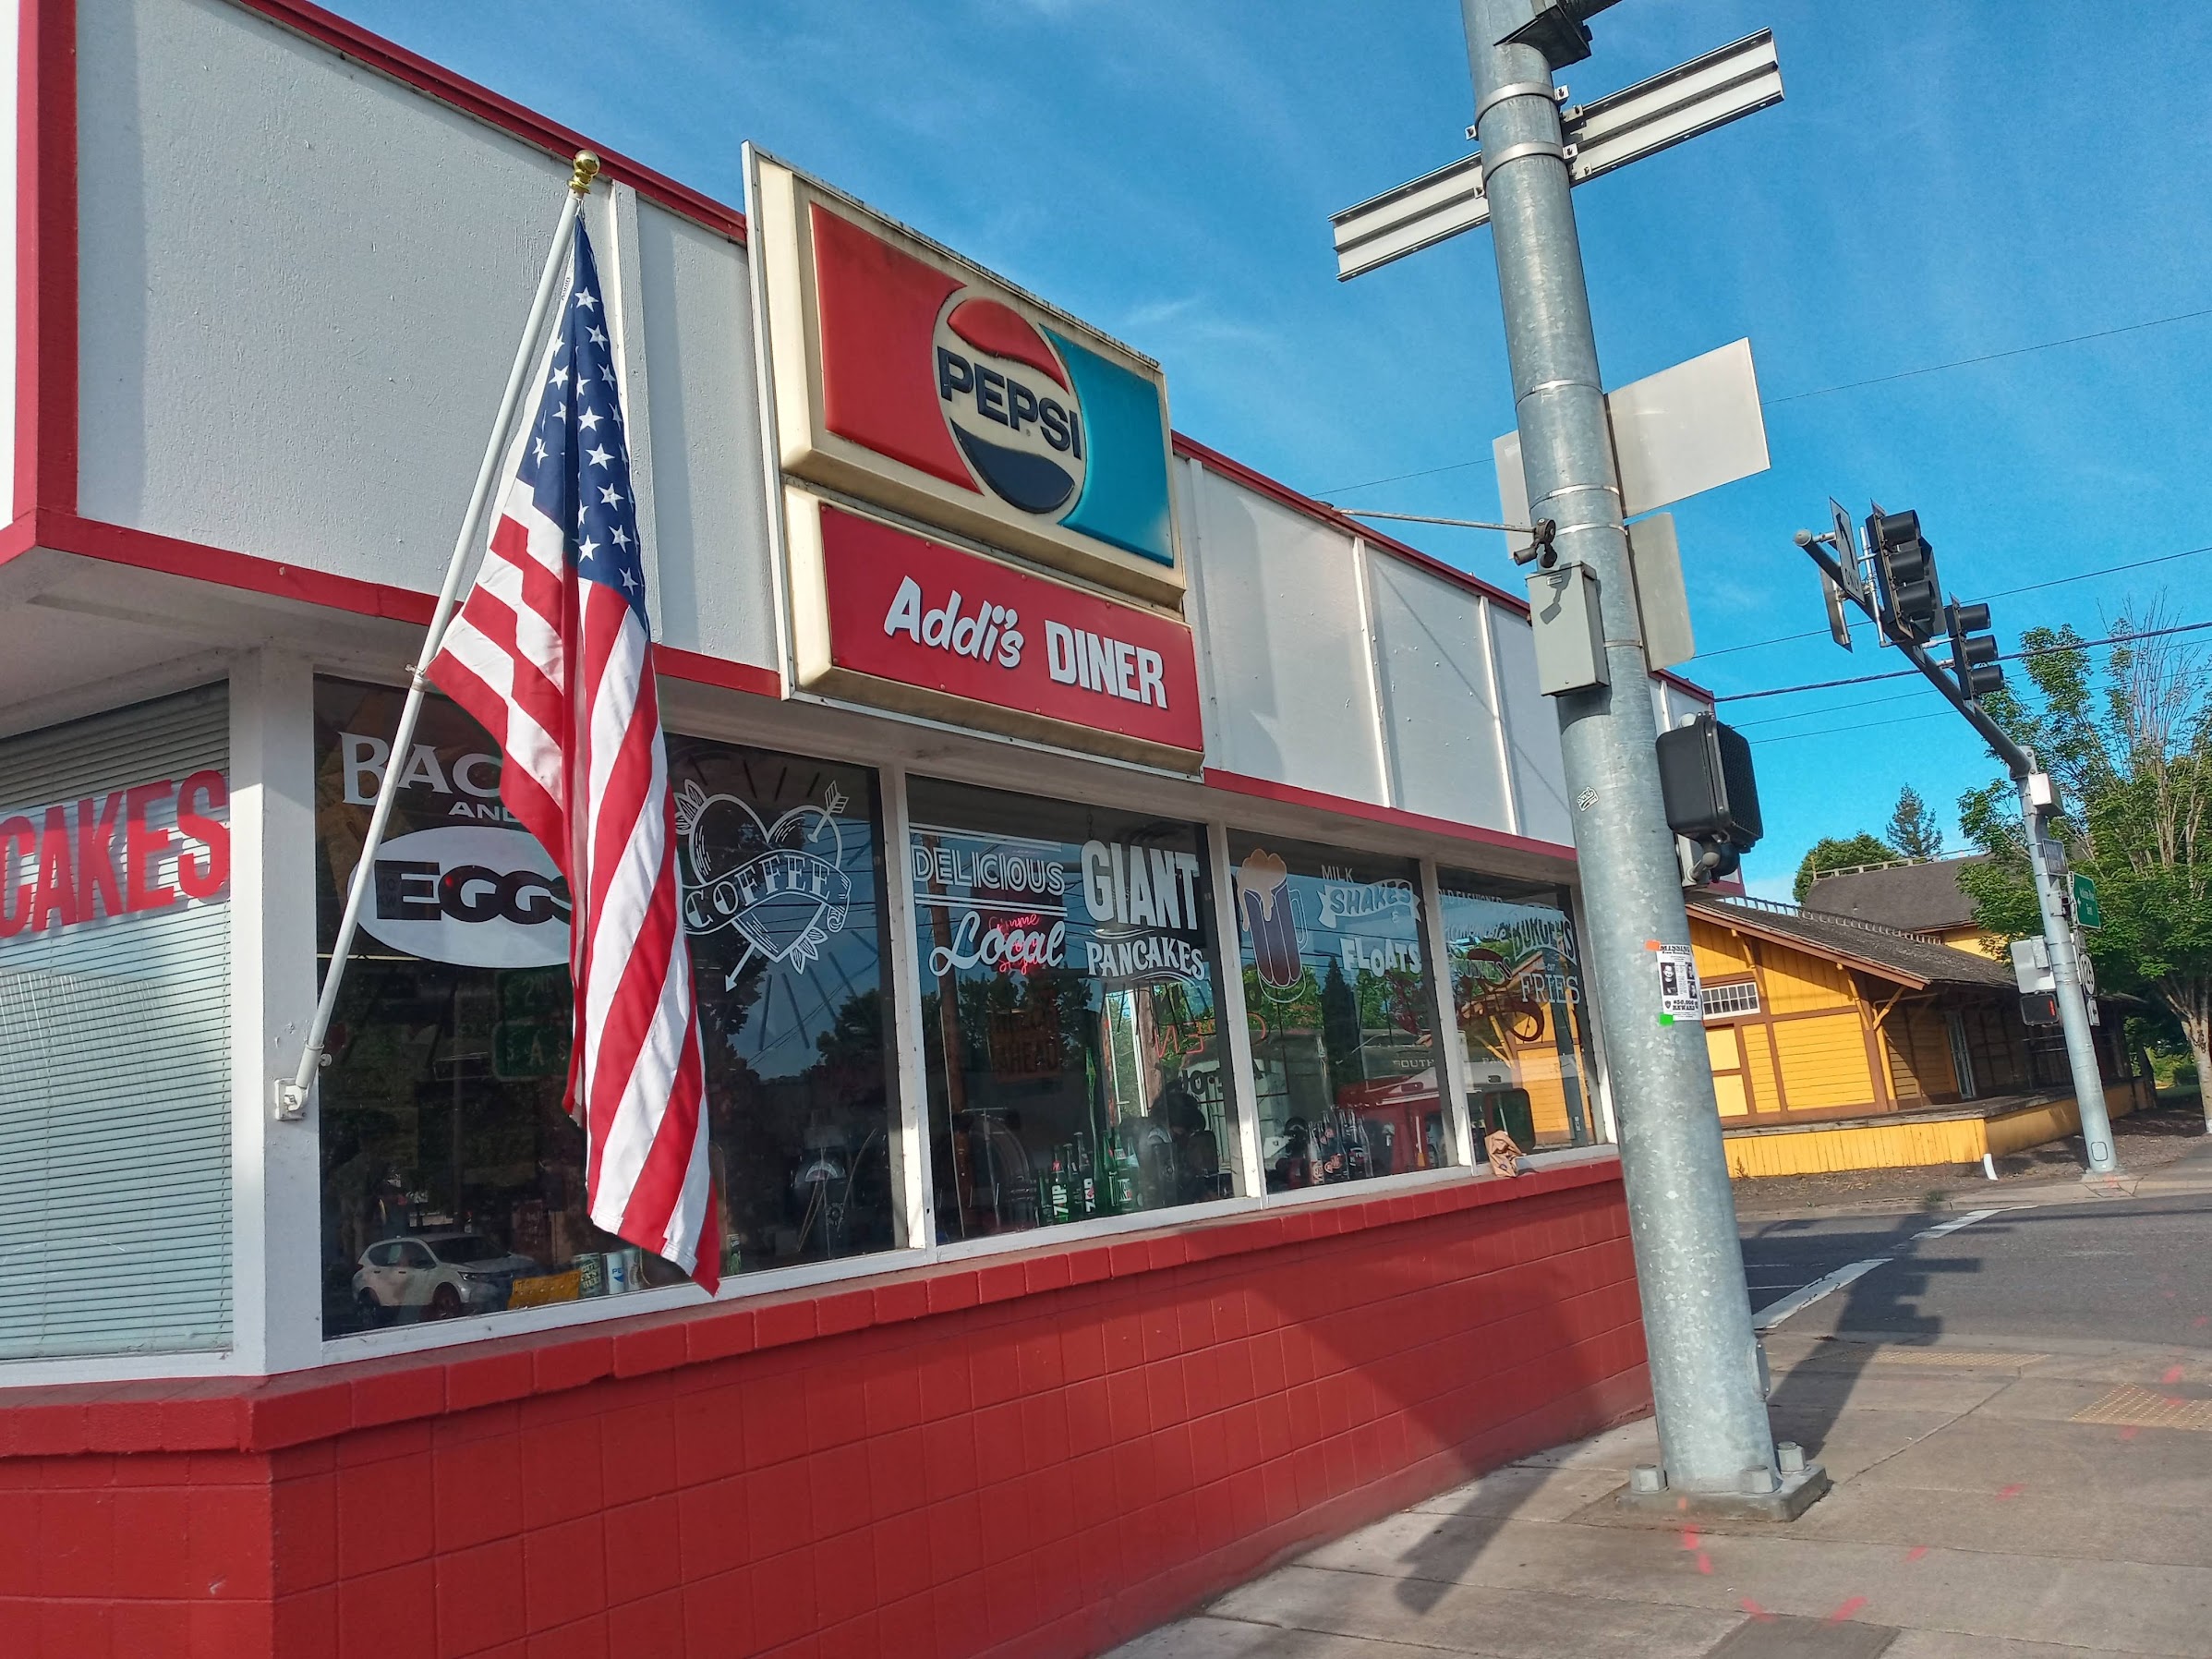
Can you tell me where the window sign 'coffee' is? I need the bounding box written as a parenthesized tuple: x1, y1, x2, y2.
(907, 778, 1235, 1242)
(313, 679, 898, 1340)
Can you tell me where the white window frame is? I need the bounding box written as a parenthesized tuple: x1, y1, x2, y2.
(1702, 978, 1761, 1018)
(1, 656, 1606, 1381)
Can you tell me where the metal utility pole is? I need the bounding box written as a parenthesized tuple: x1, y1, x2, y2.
(1458, 0, 1797, 1508)
(1795, 524, 2121, 1178)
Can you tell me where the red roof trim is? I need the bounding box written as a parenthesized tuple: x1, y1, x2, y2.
(1203, 766, 1576, 865)
(1169, 431, 1717, 703)
(227, 0, 747, 243)
(9, 515, 1576, 861)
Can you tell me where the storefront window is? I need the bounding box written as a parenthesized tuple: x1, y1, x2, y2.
(908, 779, 1235, 1241)
(1437, 872, 1596, 1156)
(315, 679, 896, 1337)
(1229, 836, 1453, 1190)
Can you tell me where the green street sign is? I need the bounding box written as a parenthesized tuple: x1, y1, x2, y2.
(2072, 872, 2102, 929)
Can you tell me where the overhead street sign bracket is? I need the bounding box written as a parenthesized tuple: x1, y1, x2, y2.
(1332, 29, 1783, 282)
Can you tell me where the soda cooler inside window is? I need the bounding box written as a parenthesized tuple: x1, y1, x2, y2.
(1436, 872, 1597, 1156)
(1229, 835, 1455, 1189)
(907, 778, 1237, 1241)
(314, 679, 898, 1338)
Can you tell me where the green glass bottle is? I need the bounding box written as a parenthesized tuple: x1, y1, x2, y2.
(1077, 1134, 1098, 1218)
(1047, 1146, 1070, 1225)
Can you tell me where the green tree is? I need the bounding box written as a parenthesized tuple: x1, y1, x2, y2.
(1793, 832, 1898, 902)
(1887, 785, 1946, 861)
(1953, 614, 2212, 1127)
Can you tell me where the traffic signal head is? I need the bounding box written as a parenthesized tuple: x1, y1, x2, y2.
(1868, 508, 1941, 640)
(1945, 599, 2004, 701)
(1657, 713, 1762, 884)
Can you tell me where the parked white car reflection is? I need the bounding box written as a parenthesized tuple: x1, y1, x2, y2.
(352, 1232, 538, 1324)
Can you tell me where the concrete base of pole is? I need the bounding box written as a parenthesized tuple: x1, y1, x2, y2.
(1614, 1462, 1832, 1523)
(2080, 1172, 2142, 1199)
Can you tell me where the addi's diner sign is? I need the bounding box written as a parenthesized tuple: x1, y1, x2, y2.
(750, 152, 1182, 607)
(788, 495, 1203, 770)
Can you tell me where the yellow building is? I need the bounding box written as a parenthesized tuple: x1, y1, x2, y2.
(1686, 893, 2148, 1176)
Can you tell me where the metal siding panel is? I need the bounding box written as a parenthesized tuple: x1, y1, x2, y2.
(1188, 468, 1385, 804)
(1487, 607, 1572, 844)
(635, 204, 779, 670)
(1364, 554, 1513, 832)
(0, 686, 231, 1358)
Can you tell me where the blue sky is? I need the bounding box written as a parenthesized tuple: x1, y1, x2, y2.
(332, 0, 2212, 897)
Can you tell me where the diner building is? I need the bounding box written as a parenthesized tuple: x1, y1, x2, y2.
(0, 1, 1710, 1652)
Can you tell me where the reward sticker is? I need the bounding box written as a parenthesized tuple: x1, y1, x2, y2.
(1650, 941, 1703, 1025)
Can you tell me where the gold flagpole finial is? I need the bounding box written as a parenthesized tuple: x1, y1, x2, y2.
(570, 151, 601, 196)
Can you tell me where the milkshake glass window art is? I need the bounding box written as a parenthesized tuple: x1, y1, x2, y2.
(1229, 835, 1454, 1189)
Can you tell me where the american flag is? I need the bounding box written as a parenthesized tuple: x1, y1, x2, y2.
(429, 221, 718, 1291)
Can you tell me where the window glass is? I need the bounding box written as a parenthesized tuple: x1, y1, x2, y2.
(314, 679, 896, 1338)
(908, 778, 1235, 1241)
(1228, 836, 1452, 1190)
(1437, 873, 1598, 1155)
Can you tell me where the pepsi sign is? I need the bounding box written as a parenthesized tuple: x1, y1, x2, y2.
(749, 151, 1183, 607)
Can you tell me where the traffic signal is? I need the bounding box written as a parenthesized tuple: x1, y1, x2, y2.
(1868, 508, 1941, 640)
(1657, 712, 1762, 884)
(1945, 599, 2004, 702)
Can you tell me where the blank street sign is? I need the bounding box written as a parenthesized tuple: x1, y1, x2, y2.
(1493, 338, 1769, 552)
(1331, 154, 1490, 282)
(1566, 30, 1783, 187)
(1329, 30, 1782, 283)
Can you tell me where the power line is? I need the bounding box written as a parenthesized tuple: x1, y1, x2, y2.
(1715, 617, 2212, 703)
(1694, 540, 2212, 661)
(1318, 305, 2212, 498)
(1746, 710, 1950, 746)
(1766, 304, 2212, 406)
(1731, 685, 1931, 730)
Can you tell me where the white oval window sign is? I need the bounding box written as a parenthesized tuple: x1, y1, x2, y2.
(353, 825, 570, 969)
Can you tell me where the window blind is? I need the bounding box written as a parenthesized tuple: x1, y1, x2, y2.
(0, 684, 232, 1359)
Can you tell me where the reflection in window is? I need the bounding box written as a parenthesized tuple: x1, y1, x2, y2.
(314, 678, 896, 1338)
(1437, 873, 1597, 1156)
(1229, 836, 1452, 1190)
(908, 779, 1235, 1241)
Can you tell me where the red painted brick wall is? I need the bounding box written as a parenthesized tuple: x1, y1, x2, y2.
(0, 1160, 1647, 1659)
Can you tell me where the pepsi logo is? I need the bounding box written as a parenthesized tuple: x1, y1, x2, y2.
(934, 297, 1085, 517)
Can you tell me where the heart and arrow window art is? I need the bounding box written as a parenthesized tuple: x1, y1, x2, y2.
(312, 676, 901, 1326)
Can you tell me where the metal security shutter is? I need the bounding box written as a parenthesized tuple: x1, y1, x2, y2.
(0, 685, 232, 1358)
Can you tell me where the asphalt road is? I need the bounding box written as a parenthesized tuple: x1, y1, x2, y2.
(1737, 1193, 2212, 1351)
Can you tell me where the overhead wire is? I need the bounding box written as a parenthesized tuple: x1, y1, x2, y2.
(1693, 540, 2212, 661)
(1716, 617, 2212, 704)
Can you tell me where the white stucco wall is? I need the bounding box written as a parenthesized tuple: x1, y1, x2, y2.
(74, 0, 778, 672)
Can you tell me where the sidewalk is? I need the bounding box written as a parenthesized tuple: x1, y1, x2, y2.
(1113, 1163, 2212, 1659)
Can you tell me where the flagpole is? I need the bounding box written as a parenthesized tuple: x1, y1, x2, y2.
(276, 151, 601, 1121)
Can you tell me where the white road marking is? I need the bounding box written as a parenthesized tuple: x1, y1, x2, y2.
(1913, 1207, 2000, 1241)
(1746, 1206, 2022, 1332)
(1752, 1258, 1888, 1332)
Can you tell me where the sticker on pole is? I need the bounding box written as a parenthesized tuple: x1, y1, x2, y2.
(1649, 939, 1703, 1025)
